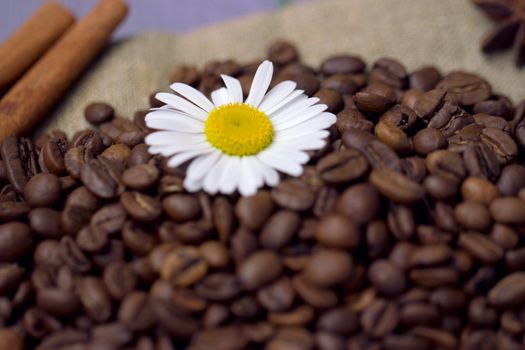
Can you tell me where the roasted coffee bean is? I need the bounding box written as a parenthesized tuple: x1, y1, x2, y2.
(237, 250, 282, 290)
(336, 183, 380, 224)
(103, 261, 137, 300)
(160, 246, 208, 287)
(497, 164, 525, 196)
(0, 328, 24, 350)
(458, 232, 503, 263)
(23, 174, 61, 207)
(461, 176, 500, 204)
(490, 197, 525, 224)
(271, 180, 315, 211)
(289, 73, 320, 96)
(370, 168, 425, 204)
(409, 66, 441, 91)
(80, 158, 120, 199)
(122, 221, 156, 256)
(304, 249, 352, 287)
(267, 40, 298, 65)
(170, 65, 199, 85)
(315, 213, 360, 249)
(454, 201, 491, 231)
(60, 236, 91, 273)
(374, 120, 411, 154)
(162, 194, 201, 223)
(0, 222, 32, 262)
(121, 164, 159, 190)
(321, 75, 359, 95)
(336, 109, 374, 134)
(480, 127, 517, 164)
(199, 241, 229, 268)
(191, 326, 248, 350)
(316, 149, 368, 184)
(342, 129, 402, 171)
(0, 201, 29, 222)
(42, 136, 68, 176)
(321, 55, 366, 75)
(425, 150, 466, 182)
(437, 71, 491, 106)
(423, 175, 458, 200)
(36, 288, 80, 318)
(101, 143, 132, 166)
(413, 128, 447, 155)
(314, 88, 343, 112)
(84, 102, 115, 125)
(388, 204, 416, 240)
(260, 210, 300, 249)
(360, 299, 399, 337)
(235, 190, 274, 230)
(473, 96, 513, 119)
(488, 272, 525, 307)
(77, 276, 112, 322)
(118, 291, 155, 331)
(91, 203, 126, 234)
(368, 260, 406, 296)
(120, 191, 161, 222)
(370, 57, 407, 89)
(354, 83, 396, 113)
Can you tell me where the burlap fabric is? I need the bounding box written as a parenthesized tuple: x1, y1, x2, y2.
(41, 0, 524, 136)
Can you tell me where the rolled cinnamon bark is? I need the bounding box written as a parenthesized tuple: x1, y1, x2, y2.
(0, 0, 128, 142)
(0, 2, 75, 95)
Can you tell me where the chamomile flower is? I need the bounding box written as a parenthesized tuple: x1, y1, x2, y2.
(145, 60, 336, 196)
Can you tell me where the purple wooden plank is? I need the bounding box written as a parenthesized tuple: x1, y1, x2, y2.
(0, 0, 308, 42)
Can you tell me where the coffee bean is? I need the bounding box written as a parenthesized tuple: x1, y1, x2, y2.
(36, 288, 80, 318)
(423, 175, 458, 200)
(425, 150, 466, 182)
(271, 180, 315, 211)
(360, 299, 399, 337)
(80, 158, 120, 199)
(0, 222, 32, 262)
(336, 109, 374, 133)
(304, 249, 352, 287)
(454, 201, 491, 231)
(413, 128, 447, 155)
(370, 57, 407, 88)
(237, 250, 282, 290)
(461, 176, 500, 204)
(490, 197, 525, 224)
(121, 164, 159, 190)
(488, 272, 525, 307)
(315, 213, 360, 249)
(0, 329, 24, 350)
(368, 259, 406, 296)
(191, 326, 248, 350)
(374, 120, 412, 154)
(235, 190, 274, 230)
(267, 40, 298, 66)
(459, 232, 503, 263)
(342, 129, 402, 171)
(42, 136, 68, 176)
(170, 65, 199, 85)
(160, 246, 207, 287)
(103, 261, 137, 300)
(84, 102, 114, 125)
(321, 55, 366, 75)
(370, 168, 425, 204)
(120, 191, 161, 222)
(354, 83, 396, 113)
(162, 194, 201, 223)
(90, 203, 126, 234)
(480, 127, 517, 164)
(60, 236, 91, 273)
(497, 164, 525, 196)
(118, 291, 155, 331)
(77, 276, 112, 322)
(336, 183, 380, 225)
(194, 272, 241, 301)
(437, 71, 491, 106)
(260, 210, 300, 249)
(409, 66, 441, 91)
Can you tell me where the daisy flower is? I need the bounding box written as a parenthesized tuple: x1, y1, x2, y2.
(145, 60, 336, 196)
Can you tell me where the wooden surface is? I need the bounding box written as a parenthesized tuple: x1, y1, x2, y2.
(0, 0, 306, 42)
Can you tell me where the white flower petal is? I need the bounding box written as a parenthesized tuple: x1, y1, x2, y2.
(244, 157, 264, 188)
(258, 150, 303, 177)
(271, 97, 320, 125)
(254, 157, 280, 186)
(265, 90, 304, 116)
(238, 157, 258, 196)
(203, 155, 229, 194)
(277, 137, 327, 151)
(221, 75, 243, 103)
(183, 175, 203, 193)
(258, 81, 297, 113)
(170, 83, 215, 112)
(211, 87, 231, 107)
(274, 104, 328, 131)
(267, 145, 310, 164)
(167, 148, 214, 168)
(149, 141, 210, 157)
(145, 131, 205, 146)
(276, 129, 330, 141)
(145, 112, 205, 133)
(245, 60, 273, 107)
(219, 157, 241, 194)
(186, 150, 222, 181)
(155, 92, 208, 121)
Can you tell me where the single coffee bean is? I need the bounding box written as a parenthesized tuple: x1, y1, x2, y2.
(80, 158, 120, 199)
(0, 329, 24, 350)
(458, 232, 503, 263)
(454, 201, 491, 231)
(425, 150, 466, 182)
(103, 261, 137, 300)
(490, 197, 525, 224)
(23, 173, 61, 207)
(84, 102, 114, 125)
(0, 222, 32, 262)
(374, 120, 412, 154)
(120, 191, 161, 222)
(162, 194, 201, 223)
(370, 168, 425, 204)
(77, 276, 112, 322)
(354, 83, 396, 113)
(437, 71, 491, 106)
(461, 176, 500, 204)
(76, 225, 108, 252)
(36, 288, 80, 318)
(121, 164, 159, 190)
(409, 66, 441, 91)
(90, 203, 127, 234)
(368, 259, 406, 296)
(271, 180, 316, 211)
(118, 291, 155, 331)
(423, 175, 458, 200)
(304, 249, 352, 287)
(198, 241, 230, 269)
(260, 210, 301, 249)
(480, 127, 517, 164)
(370, 57, 408, 88)
(342, 129, 402, 171)
(235, 190, 274, 230)
(360, 299, 399, 338)
(194, 272, 241, 301)
(488, 272, 525, 307)
(256, 277, 295, 312)
(191, 326, 248, 350)
(463, 142, 500, 181)
(410, 245, 453, 267)
(42, 136, 68, 176)
(497, 164, 525, 196)
(413, 128, 447, 155)
(321, 55, 366, 75)
(315, 213, 360, 249)
(336, 183, 380, 224)
(237, 250, 282, 290)
(160, 246, 208, 287)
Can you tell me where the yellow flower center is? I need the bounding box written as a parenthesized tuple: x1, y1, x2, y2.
(204, 103, 274, 156)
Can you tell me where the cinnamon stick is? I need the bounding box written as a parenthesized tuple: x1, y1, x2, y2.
(0, 2, 75, 95)
(0, 0, 128, 142)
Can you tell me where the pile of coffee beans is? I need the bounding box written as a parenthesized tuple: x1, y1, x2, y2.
(2, 40, 525, 350)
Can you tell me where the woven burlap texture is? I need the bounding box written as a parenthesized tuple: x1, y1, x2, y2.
(40, 0, 524, 136)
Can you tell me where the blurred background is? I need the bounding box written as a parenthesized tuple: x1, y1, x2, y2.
(0, 0, 310, 42)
